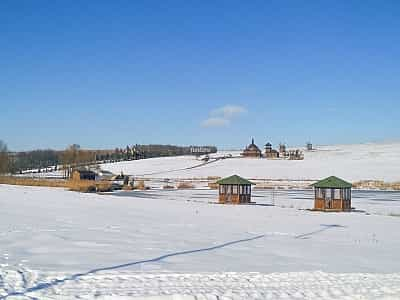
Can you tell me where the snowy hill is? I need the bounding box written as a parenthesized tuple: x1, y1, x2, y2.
(2, 142, 400, 299)
(103, 142, 400, 182)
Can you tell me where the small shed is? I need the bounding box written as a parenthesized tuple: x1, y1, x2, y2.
(312, 176, 352, 211)
(71, 169, 96, 181)
(217, 175, 253, 204)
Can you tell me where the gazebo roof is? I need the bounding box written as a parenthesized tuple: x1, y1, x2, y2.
(217, 175, 253, 185)
(311, 176, 352, 189)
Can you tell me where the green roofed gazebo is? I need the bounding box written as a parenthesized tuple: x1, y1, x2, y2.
(216, 175, 253, 204)
(311, 176, 352, 211)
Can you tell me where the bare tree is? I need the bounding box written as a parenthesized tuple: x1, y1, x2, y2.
(60, 144, 97, 178)
(0, 140, 9, 174)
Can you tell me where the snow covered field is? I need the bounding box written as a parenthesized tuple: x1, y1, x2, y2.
(1, 184, 400, 299)
(103, 142, 400, 182)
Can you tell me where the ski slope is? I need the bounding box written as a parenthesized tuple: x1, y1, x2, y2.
(103, 142, 400, 182)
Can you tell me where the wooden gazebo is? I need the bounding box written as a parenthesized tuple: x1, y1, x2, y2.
(217, 175, 253, 204)
(312, 176, 352, 212)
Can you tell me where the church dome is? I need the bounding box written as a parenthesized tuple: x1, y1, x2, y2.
(245, 138, 261, 152)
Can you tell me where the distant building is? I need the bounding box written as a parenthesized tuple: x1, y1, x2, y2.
(279, 144, 287, 156)
(217, 175, 253, 204)
(264, 142, 279, 159)
(312, 176, 352, 212)
(242, 138, 262, 158)
(190, 146, 217, 156)
(306, 142, 313, 151)
(287, 149, 304, 160)
(71, 169, 96, 181)
(241, 139, 304, 160)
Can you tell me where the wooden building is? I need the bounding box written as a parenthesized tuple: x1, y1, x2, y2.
(71, 169, 96, 181)
(264, 142, 279, 159)
(287, 149, 304, 160)
(312, 176, 352, 212)
(217, 175, 253, 204)
(242, 138, 262, 158)
(279, 144, 287, 156)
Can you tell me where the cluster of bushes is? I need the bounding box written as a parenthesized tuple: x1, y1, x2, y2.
(68, 179, 113, 193)
(0, 176, 68, 188)
(162, 181, 196, 189)
(207, 176, 221, 189)
(177, 182, 195, 189)
(353, 180, 400, 190)
(0, 176, 114, 193)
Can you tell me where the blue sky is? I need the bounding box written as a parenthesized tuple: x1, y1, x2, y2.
(1, 1, 399, 151)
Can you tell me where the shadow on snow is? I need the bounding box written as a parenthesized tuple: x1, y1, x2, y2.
(295, 224, 346, 239)
(0, 234, 265, 299)
(0, 224, 344, 299)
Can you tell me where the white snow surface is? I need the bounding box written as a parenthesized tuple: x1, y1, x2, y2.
(1, 184, 400, 299)
(103, 142, 400, 182)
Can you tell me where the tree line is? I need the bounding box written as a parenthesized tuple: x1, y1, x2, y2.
(0, 140, 217, 175)
(0, 140, 8, 174)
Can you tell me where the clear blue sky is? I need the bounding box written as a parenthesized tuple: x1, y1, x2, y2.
(1, 1, 399, 151)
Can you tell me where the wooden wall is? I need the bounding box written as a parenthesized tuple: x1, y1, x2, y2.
(219, 184, 251, 204)
(314, 198, 351, 211)
(219, 194, 251, 204)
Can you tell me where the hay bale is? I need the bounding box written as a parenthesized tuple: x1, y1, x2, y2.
(68, 180, 96, 193)
(177, 182, 194, 189)
(135, 180, 146, 190)
(208, 182, 219, 189)
(163, 185, 175, 189)
(122, 185, 134, 191)
(96, 181, 113, 192)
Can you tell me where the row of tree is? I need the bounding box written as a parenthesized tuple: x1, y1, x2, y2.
(0, 141, 97, 175)
(0, 140, 8, 174)
(0, 141, 217, 175)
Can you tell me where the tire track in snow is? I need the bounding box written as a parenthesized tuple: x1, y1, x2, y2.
(0, 234, 265, 299)
(5, 272, 400, 299)
(0, 224, 346, 299)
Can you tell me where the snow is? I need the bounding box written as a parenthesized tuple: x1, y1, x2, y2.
(1, 183, 400, 298)
(3, 270, 400, 299)
(103, 142, 400, 182)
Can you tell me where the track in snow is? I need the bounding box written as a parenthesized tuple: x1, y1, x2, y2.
(136, 158, 223, 177)
(1, 271, 400, 299)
